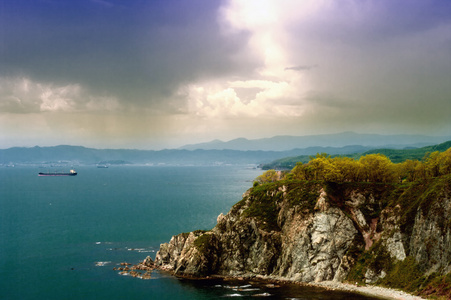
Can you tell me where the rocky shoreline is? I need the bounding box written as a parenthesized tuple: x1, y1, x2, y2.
(308, 281, 424, 300)
(113, 257, 155, 280)
(151, 177, 451, 299)
(194, 275, 425, 300)
(139, 255, 424, 300)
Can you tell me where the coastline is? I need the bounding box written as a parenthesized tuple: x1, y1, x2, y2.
(154, 265, 425, 300)
(306, 281, 425, 300)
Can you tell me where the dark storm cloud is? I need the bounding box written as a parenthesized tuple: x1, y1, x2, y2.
(0, 0, 258, 112)
(282, 0, 451, 132)
(288, 0, 451, 44)
(1, 0, 451, 149)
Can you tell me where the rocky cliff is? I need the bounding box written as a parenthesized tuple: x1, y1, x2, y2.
(154, 175, 451, 297)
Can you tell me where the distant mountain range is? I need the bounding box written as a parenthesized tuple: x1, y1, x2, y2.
(179, 132, 451, 151)
(0, 145, 374, 166)
(1, 132, 450, 166)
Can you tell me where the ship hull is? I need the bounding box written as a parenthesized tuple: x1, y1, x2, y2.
(38, 173, 77, 176)
(38, 169, 77, 176)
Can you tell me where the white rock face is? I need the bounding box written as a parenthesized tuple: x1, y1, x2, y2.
(386, 231, 406, 261)
(278, 207, 357, 282)
(156, 183, 357, 281)
(409, 191, 451, 274)
(154, 179, 451, 286)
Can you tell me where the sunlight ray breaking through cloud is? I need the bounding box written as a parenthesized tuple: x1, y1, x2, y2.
(1, 0, 450, 149)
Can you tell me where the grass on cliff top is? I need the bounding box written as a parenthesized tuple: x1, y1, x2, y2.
(241, 181, 281, 231)
(238, 180, 322, 231)
(238, 174, 451, 236)
(324, 181, 399, 225)
(284, 180, 322, 210)
(194, 233, 213, 253)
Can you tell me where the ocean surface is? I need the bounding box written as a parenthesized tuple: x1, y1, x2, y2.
(0, 165, 380, 299)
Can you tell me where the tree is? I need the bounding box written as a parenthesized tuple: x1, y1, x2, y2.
(438, 148, 451, 176)
(397, 159, 422, 182)
(332, 157, 363, 182)
(359, 154, 396, 182)
(290, 162, 307, 180)
(255, 169, 280, 184)
(277, 146, 451, 185)
(424, 151, 441, 177)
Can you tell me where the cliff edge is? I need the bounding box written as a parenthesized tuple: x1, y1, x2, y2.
(154, 175, 451, 298)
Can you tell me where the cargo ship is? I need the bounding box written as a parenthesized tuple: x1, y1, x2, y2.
(38, 169, 77, 176)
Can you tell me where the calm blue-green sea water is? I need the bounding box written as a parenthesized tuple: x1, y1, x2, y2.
(0, 166, 379, 299)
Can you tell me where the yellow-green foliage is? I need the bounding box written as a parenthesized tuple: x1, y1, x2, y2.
(359, 154, 396, 182)
(248, 148, 451, 298)
(255, 169, 281, 184)
(277, 147, 451, 184)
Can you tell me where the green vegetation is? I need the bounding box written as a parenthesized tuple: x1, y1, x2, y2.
(256, 146, 451, 185)
(419, 272, 451, 299)
(374, 257, 451, 298)
(346, 241, 393, 284)
(249, 147, 451, 234)
(261, 140, 451, 170)
(364, 140, 451, 163)
(193, 229, 208, 235)
(194, 233, 213, 252)
(240, 180, 323, 231)
(379, 257, 424, 292)
(261, 155, 312, 170)
(249, 145, 451, 298)
(283, 180, 321, 209)
(348, 253, 429, 293)
(344, 173, 451, 296)
(242, 182, 282, 231)
(254, 169, 282, 184)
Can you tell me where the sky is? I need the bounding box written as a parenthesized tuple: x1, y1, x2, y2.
(1, 0, 451, 149)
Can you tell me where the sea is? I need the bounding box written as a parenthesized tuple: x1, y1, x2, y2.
(0, 165, 381, 300)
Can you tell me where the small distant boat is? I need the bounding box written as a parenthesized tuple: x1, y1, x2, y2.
(38, 169, 77, 176)
(97, 165, 109, 168)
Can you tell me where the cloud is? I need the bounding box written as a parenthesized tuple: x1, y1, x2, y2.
(1, 0, 451, 149)
(0, 0, 258, 113)
(182, 0, 451, 134)
(0, 77, 120, 113)
(285, 65, 318, 71)
(186, 79, 309, 118)
(183, 0, 314, 119)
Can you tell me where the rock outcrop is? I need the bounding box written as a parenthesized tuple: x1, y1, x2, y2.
(153, 175, 451, 294)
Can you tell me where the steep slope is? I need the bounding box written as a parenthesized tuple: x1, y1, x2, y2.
(154, 176, 451, 297)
